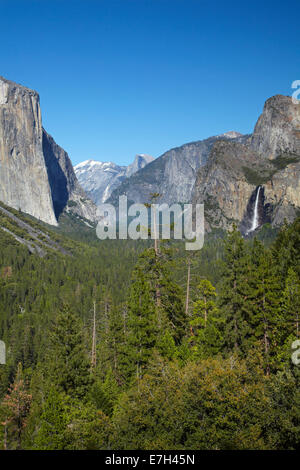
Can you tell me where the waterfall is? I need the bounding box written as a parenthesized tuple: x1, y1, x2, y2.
(249, 186, 261, 232)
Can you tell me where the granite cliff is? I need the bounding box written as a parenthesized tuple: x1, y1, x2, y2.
(192, 95, 300, 233)
(108, 132, 246, 206)
(108, 94, 300, 234)
(43, 129, 97, 221)
(1, 76, 298, 234)
(0, 76, 57, 225)
(0, 76, 97, 225)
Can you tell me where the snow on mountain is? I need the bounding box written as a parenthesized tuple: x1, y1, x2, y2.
(74, 155, 154, 205)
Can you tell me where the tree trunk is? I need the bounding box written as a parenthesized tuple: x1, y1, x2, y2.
(91, 301, 97, 369)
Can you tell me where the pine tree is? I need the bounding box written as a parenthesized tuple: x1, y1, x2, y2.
(248, 239, 282, 373)
(47, 306, 92, 399)
(126, 263, 157, 383)
(218, 226, 253, 354)
(124, 245, 186, 382)
(189, 279, 223, 359)
(139, 245, 186, 343)
(89, 367, 119, 417)
(272, 218, 300, 282)
(105, 303, 129, 386)
(282, 268, 300, 339)
(192, 279, 217, 329)
(33, 387, 70, 450)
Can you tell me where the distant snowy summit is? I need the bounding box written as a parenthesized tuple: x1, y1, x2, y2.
(218, 131, 243, 139)
(75, 154, 154, 205)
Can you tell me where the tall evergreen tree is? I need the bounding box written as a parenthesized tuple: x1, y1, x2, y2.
(189, 279, 223, 359)
(125, 263, 158, 383)
(248, 239, 282, 373)
(47, 306, 92, 399)
(282, 268, 300, 339)
(272, 218, 300, 282)
(139, 245, 186, 343)
(218, 226, 253, 354)
(124, 245, 186, 384)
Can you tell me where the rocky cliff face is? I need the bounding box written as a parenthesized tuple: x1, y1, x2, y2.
(192, 95, 300, 233)
(75, 154, 154, 205)
(251, 95, 300, 159)
(0, 76, 97, 225)
(0, 76, 57, 225)
(109, 94, 299, 233)
(125, 154, 154, 178)
(2, 76, 298, 233)
(43, 130, 97, 221)
(108, 132, 246, 206)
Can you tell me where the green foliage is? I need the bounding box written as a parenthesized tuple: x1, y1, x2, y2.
(189, 279, 223, 359)
(266, 367, 300, 449)
(112, 355, 272, 450)
(281, 268, 300, 340)
(272, 218, 300, 280)
(90, 368, 120, 417)
(47, 306, 92, 399)
(248, 239, 282, 371)
(1, 205, 300, 450)
(32, 388, 110, 450)
(242, 166, 275, 186)
(125, 262, 158, 382)
(242, 154, 300, 186)
(218, 226, 253, 353)
(271, 153, 300, 170)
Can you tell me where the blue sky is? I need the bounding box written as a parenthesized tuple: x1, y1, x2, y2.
(1, 0, 299, 166)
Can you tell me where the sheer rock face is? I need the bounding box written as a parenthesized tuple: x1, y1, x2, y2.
(192, 141, 258, 231)
(42, 130, 97, 221)
(264, 160, 300, 226)
(108, 132, 247, 206)
(1, 76, 298, 233)
(0, 76, 97, 225)
(108, 94, 300, 232)
(251, 95, 300, 159)
(0, 76, 57, 225)
(192, 95, 300, 232)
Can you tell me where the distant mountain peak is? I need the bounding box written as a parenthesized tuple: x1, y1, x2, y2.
(75, 154, 154, 205)
(75, 160, 120, 172)
(126, 154, 155, 177)
(135, 153, 154, 161)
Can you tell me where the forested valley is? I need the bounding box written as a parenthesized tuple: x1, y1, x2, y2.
(0, 210, 299, 450)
